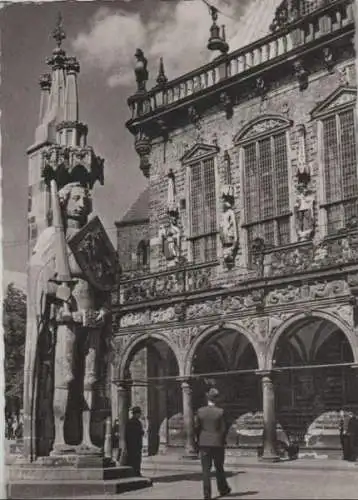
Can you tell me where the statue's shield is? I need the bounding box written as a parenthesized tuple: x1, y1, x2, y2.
(68, 216, 118, 291)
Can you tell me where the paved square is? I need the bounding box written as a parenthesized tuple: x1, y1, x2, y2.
(116, 466, 358, 499)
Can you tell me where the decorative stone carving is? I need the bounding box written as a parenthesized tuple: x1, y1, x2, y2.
(186, 266, 213, 292)
(294, 184, 316, 241)
(323, 46, 335, 73)
(159, 170, 182, 264)
(265, 280, 349, 306)
(219, 185, 239, 269)
(219, 92, 233, 119)
(163, 326, 200, 365)
(113, 334, 136, 368)
(186, 299, 222, 319)
(328, 304, 354, 330)
(134, 48, 148, 93)
(159, 212, 182, 264)
(255, 76, 266, 100)
(311, 87, 357, 118)
(293, 59, 308, 91)
(251, 237, 265, 277)
(239, 317, 269, 341)
(122, 270, 185, 303)
(188, 106, 201, 129)
(268, 313, 295, 336)
(264, 244, 314, 277)
(120, 310, 150, 327)
(134, 130, 152, 178)
(151, 307, 176, 324)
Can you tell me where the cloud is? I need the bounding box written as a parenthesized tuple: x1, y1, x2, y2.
(72, 0, 281, 89)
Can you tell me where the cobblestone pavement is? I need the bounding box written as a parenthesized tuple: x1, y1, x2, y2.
(116, 465, 358, 499)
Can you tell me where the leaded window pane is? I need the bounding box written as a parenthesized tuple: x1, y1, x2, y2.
(189, 157, 217, 263)
(322, 108, 357, 235)
(244, 131, 290, 252)
(274, 134, 290, 215)
(340, 110, 357, 200)
(258, 138, 274, 219)
(323, 115, 341, 203)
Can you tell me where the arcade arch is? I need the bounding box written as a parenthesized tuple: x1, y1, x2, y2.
(267, 314, 358, 449)
(115, 333, 180, 456)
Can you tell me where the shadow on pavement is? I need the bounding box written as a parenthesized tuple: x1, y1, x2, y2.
(152, 471, 245, 484)
(215, 491, 259, 498)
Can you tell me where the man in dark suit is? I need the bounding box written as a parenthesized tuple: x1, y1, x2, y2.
(125, 406, 145, 476)
(195, 387, 231, 500)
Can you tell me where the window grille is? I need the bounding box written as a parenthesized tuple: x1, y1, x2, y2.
(189, 157, 217, 263)
(322, 108, 357, 234)
(243, 131, 290, 260)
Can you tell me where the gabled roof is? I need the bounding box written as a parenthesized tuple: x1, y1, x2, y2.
(116, 187, 149, 226)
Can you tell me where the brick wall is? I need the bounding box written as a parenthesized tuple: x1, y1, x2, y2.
(116, 221, 150, 272)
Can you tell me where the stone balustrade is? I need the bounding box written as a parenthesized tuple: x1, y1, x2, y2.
(116, 229, 358, 305)
(119, 262, 216, 305)
(127, 0, 354, 121)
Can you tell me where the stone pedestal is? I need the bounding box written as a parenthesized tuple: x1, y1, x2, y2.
(7, 453, 152, 499)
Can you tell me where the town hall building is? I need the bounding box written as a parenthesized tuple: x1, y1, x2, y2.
(113, 0, 358, 461)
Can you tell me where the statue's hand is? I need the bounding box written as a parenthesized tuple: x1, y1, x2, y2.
(95, 307, 108, 324)
(57, 304, 73, 323)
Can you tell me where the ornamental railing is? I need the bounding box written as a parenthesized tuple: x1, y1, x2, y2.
(119, 261, 217, 305)
(128, 0, 354, 121)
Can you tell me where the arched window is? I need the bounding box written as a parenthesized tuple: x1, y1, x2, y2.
(137, 239, 149, 270)
(182, 143, 220, 264)
(235, 115, 292, 262)
(312, 86, 357, 235)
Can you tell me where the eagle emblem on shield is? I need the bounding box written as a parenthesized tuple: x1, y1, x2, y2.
(68, 216, 119, 291)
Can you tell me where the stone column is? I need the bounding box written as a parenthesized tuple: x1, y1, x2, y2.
(259, 370, 280, 462)
(181, 379, 198, 459)
(117, 381, 130, 466)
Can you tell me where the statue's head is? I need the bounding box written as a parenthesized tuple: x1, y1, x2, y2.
(59, 182, 92, 226)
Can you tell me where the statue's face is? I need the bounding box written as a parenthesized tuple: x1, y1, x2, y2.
(66, 185, 91, 221)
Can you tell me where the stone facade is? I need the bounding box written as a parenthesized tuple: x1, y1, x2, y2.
(114, 0, 358, 459)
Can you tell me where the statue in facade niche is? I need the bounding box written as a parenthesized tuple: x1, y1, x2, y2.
(160, 211, 181, 263)
(219, 185, 239, 268)
(159, 169, 182, 264)
(295, 183, 316, 241)
(24, 179, 116, 460)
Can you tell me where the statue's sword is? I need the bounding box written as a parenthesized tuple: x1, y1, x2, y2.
(49, 180, 76, 313)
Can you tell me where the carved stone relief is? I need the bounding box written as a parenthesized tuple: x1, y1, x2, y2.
(151, 307, 176, 323)
(237, 317, 269, 342)
(162, 326, 201, 365)
(120, 310, 151, 327)
(186, 299, 221, 319)
(265, 280, 349, 306)
(327, 304, 354, 330)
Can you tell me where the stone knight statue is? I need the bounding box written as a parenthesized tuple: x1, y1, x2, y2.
(160, 169, 182, 264)
(23, 175, 117, 460)
(219, 185, 239, 268)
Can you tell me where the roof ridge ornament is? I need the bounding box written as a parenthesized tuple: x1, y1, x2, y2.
(207, 6, 229, 55)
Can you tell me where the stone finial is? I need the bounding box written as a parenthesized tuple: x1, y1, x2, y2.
(207, 6, 229, 54)
(156, 57, 168, 87)
(66, 56, 80, 74)
(39, 73, 51, 91)
(52, 12, 66, 48)
(134, 48, 148, 93)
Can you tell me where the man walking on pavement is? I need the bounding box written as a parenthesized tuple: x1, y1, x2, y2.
(195, 387, 232, 500)
(125, 406, 145, 476)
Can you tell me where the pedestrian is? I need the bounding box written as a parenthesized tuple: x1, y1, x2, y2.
(340, 408, 354, 460)
(125, 406, 144, 476)
(195, 387, 231, 500)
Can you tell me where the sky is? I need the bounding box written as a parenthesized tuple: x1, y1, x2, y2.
(0, 0, 281, 285)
